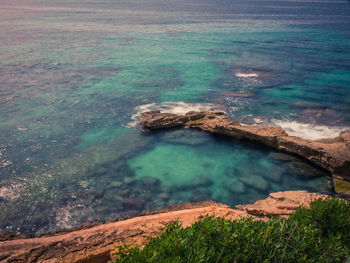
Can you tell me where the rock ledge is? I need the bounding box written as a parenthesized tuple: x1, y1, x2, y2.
(0, 191, 326, 263)
(140, 111, 350, 195)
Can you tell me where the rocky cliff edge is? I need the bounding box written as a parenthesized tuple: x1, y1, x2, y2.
(0, 191, 326, 263)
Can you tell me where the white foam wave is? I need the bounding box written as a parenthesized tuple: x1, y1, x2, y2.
(128, 103, 347, 140)
(249, 117, 348, 140)
(273, 120, 347, 140)
(235, 72, 259, 78)
(127, 102, 225, 127)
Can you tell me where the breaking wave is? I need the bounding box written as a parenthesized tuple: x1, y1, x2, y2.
(249, 117, 348, 140)
(235, 72, 259, 78)
(127, 102, 225, 127)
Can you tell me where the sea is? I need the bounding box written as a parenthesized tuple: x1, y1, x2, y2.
(1, 0, 350, 234)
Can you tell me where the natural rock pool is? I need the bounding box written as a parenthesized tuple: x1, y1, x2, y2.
(0, 126, 333, 234)
(1, 0, 350, 234)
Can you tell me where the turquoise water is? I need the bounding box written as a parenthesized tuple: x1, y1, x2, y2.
(0, 0, 349, 234)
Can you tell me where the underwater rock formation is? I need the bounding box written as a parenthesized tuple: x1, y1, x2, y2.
(139, 111, 350, 195)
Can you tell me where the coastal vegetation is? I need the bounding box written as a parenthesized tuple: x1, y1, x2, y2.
(114, 198, 350, 262)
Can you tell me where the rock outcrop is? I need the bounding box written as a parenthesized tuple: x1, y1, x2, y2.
(236, 190, 327, 217)
(139, 111, 350, 195)
(0, 191, 325, 263)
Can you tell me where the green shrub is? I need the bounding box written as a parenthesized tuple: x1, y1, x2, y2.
(289, 197, 350, 246)
(114, 198, 350, 263)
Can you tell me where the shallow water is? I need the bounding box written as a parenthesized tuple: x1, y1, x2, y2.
(0, 0, 349, 234)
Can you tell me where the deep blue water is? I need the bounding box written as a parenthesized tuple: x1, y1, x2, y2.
(0, 0, 350, 234)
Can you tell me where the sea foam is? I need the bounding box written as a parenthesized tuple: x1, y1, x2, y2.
(127, 102, 224, 127)
(249, 117, 348, 140)
(272, 120, 348, 140)
(235, 72, 259, 78)
(128, 102, 348, 140)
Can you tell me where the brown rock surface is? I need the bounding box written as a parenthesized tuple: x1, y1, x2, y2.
(0, 191, 325, 263)
(235, 190, 327, 217)
(139, 111, 350, 195)
(0, 232, 34, 242)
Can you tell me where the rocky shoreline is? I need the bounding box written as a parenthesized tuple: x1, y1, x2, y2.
(1, 111, 349, 262)
(139, 110, 350, 196)
(0, 190, 326, 263)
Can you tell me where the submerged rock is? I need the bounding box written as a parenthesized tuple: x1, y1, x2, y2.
(162, 128, 209, 146)
(120, 189, 131, 197)
(189, 188, 212, 202)
(227, 180, 246, 193)
(121, 198, 144, 210)
(109, 181, 123, 189)
(94, 187, 105, 199)
(158, 192, 170, 201)
(159, 185, 172, 194)
(123, 177, 136, 185)
(139, 176, 160, 187)
(191, 175, 214, 188)
(139, 111, 350, 195)
(103, 189, 123, 203)
(288, 161, 325, 177)
(262, 166, 285, 183)
(239, 175, 270, 192)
